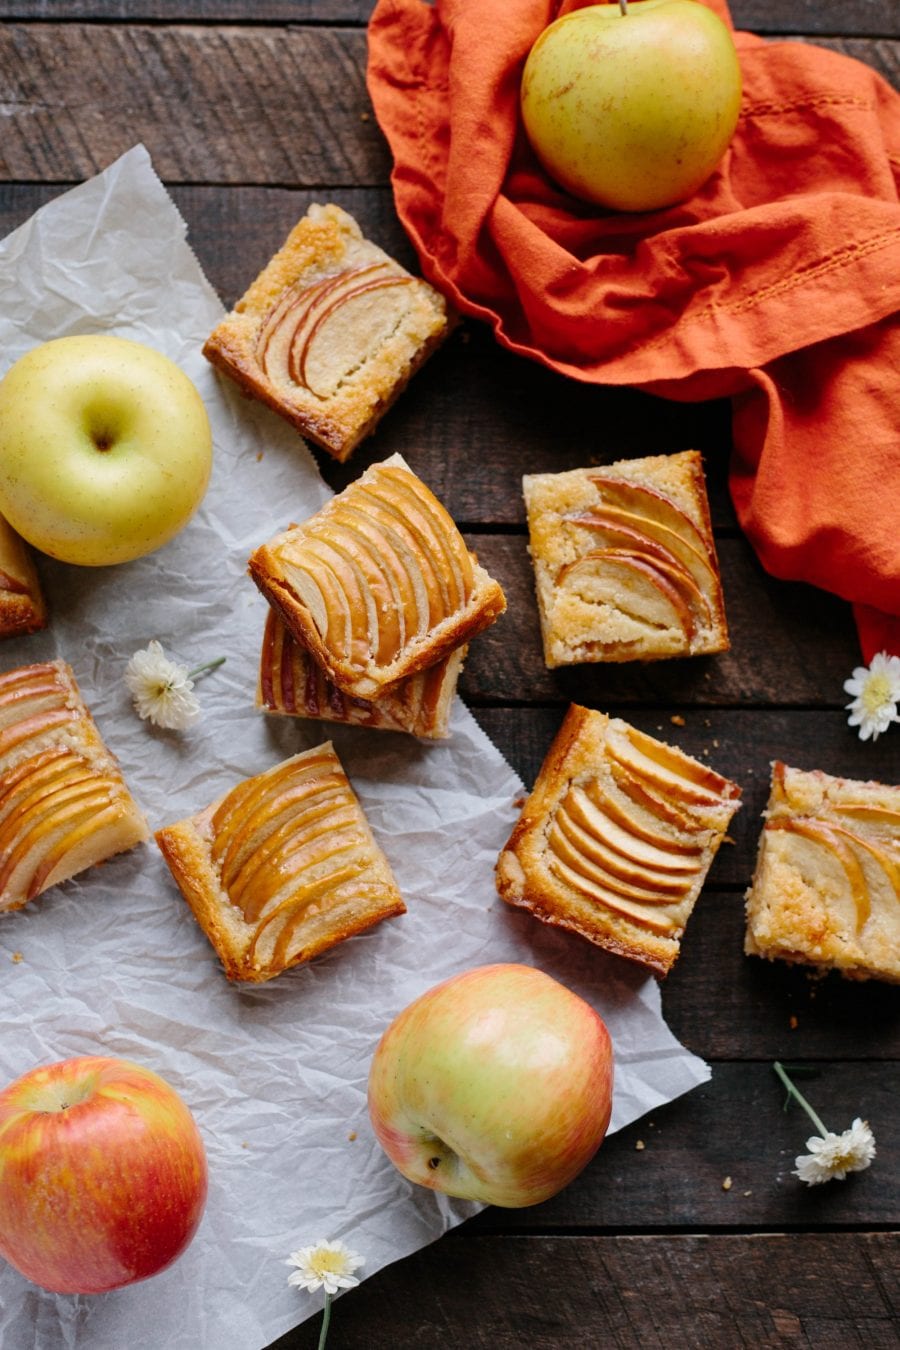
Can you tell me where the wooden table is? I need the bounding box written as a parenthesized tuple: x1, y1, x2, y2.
(1, 3, 897, 1345)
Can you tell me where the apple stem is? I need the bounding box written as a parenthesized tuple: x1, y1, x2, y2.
(773, 1062, 830, 1138)
(317, 1293, 332, 1350)
(618, 0, 628, 14)
(187, 656, 226, 682)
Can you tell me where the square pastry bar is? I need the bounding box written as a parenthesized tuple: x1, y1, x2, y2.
(745, 761, 900, 984)
(203, 203, 452, 461)
(0, 660, 148, 911)
(258, 606, 465, 739)
(249, 453, 505, 701)
(155, 742, 405, 983)
(523, 450, 728, 666)
(496, 705, 741, 976)
(0, 515, 46, 639)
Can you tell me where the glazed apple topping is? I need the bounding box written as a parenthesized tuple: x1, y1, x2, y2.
(278, 462, 474, 668)
(766, 816, 900, 934)
(256, 262, 415, 398)
(560, 474, 718, 646)
(210, 749, 376, 964)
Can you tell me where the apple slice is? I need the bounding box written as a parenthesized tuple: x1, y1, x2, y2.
(312, 509, 406, 666)
(211, 749, 337, 866)
(218, 773, 347, 893)
(567, 783, 703, 873)
(245, 859, 369, 966)
(0, 784, 120, 901)
(768, 818, 871, 932)
(0, 749, 81, 829)
(581, 779, 704, 860)
(0, 708, 80, 765)
(587, 474, 712, 558)
(554, 799, 694, 896)
(26, 801, 131, 901)
(608, 724, 737, 808)
(238, 815, 363, 924)
(833, 803, 900, 830)
(572, 500, 716, 601)
(377, 465, 474, 612)
(548, 815, 687, 903)
(225, 788, 352, 910)
(294, 274, 415, 397)
(256, 264, 388, 379)
(547, 852, 682, 936)
(349, 487, 447, 635)
(284, 538, 371, 662)
(558, 548, 696, 639)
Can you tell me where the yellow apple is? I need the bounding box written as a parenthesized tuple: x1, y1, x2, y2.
(520, 0, 743, 212)
(0, 335, 213, 566)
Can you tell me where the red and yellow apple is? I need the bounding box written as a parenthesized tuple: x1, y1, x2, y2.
(0, 335, 212, 566)
(368, 963, 614, 1208)
(520, 0, 743, 212)
(0, 1055, 208, 1294)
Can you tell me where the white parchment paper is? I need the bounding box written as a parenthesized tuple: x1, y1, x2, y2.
(0, 146, 709, 1350)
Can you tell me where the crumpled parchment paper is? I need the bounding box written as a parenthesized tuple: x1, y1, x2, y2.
(0, 146, 710, 1350)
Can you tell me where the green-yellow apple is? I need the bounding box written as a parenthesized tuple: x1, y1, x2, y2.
(520, 0, 743, 212)
(0, 335, 212, 566)
(0, 1055, 208, 1294)
(368, 963, 614, 1208)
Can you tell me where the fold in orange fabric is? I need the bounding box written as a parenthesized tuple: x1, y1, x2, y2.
(367, 0, 900, 659)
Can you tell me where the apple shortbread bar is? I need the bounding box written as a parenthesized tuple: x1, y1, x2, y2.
(248, 453, 506, 701)
(496, 704, 741, 975)
(745, 761, 900, 984)
(155, 742, 406, 982)
(0, 660, 148, 911)
(257, 606, 465, 739)
(523, 450, 728, 666)
(0, 515, 46, 639)
(202, 203, 452, 462)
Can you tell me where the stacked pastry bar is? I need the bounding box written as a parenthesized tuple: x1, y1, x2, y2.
(251, 453, 506, 738)
(0, 660, 148, 912)
(203, 203, 453, 463)
(524, 450, 728, 666)
(496, 705, 741, 976)
(745, 761, 900, 984)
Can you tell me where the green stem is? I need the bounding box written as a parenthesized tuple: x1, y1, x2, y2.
(317, 1293, 332, 1350)
(773, 1062, 830, 1137)
(187, 656, 226, 681)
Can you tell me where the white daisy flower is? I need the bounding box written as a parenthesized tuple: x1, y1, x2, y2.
(285, 1238, 364, 1296)
(774, 1062, 876, 1188)
(793, 1118, 876, 1186)
(124, 640, 224, 731)
(844, 650, 900, 742)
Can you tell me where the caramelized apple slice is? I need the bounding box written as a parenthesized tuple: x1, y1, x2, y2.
(296, 275, 415, 396)
(587, 473, 712, 556)
(245, 859, 369, 966)
(234, 808, 362, 924)
(558, 549, 696, 639)
(609, 724, 737, 807)
(567, 784, 703, 874)
(547, 854, 682, 936)
(554, 801, 694, 897)
(768, 818, 871, 931)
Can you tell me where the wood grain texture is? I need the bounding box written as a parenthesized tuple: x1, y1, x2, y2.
(0, 27, 895, 183)
(270, 1232, 900, 1348)
(0, 2, 897, 40)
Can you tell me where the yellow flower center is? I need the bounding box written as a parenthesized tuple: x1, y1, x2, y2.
(862, 673, 893, 714)
(310, 1250, 348, 1277)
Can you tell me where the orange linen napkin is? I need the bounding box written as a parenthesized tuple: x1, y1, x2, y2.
(367, 0, 900, 659)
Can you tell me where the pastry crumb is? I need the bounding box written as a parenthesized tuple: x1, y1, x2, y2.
(722, 1176, 733, 1191)
(348, 1130, 358, 1142)
(635, 1139, 645, 1151)
(670, 714, 685, 726)
(10, 951, 23, 964)
(789, 1015, 799, 1030)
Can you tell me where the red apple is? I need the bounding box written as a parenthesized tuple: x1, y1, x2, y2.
(368, 963, 614, 1208)
(0, 1055, 208, 1294)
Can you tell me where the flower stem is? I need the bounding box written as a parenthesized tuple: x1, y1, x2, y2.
(317, 1293, 332, 1350)
(773, 1062, 829, 1137)
(187, 656, 226, 681)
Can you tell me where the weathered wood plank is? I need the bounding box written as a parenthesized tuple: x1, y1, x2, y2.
(0, 2, 897, 41)
(269, 1232, 900, 1349)
(0, 28, 895, 184)
(459, 535, 861, 706)
(466, 1059, 897, 1230)
(0, 25, 389, 184)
